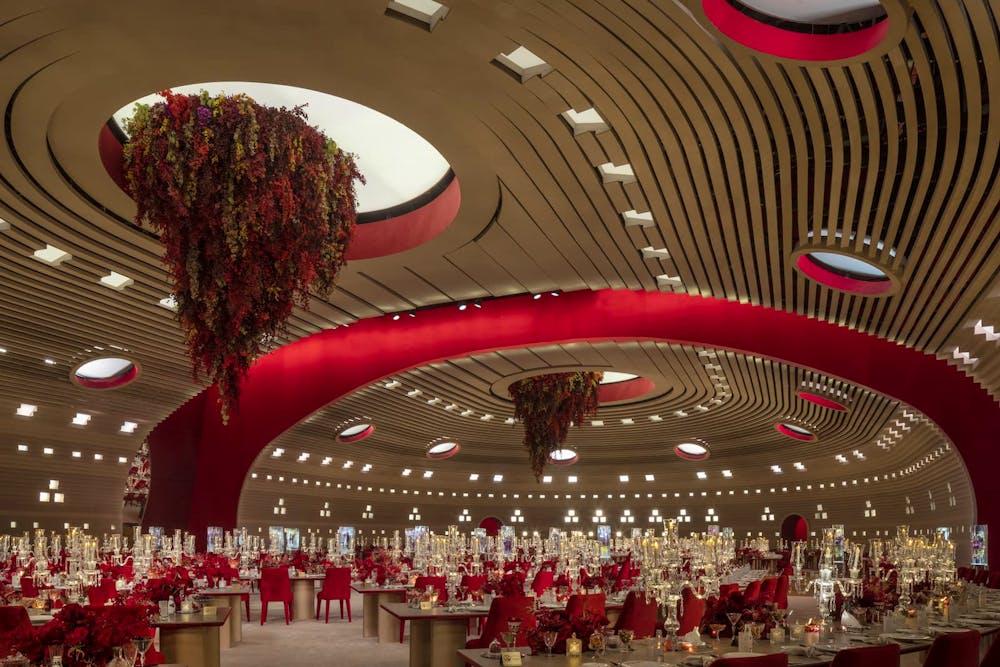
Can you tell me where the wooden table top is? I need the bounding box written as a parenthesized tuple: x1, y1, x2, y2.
(152, 607, 231, 628)
(380, 601, 490, 621)
(351, 583, 411, 594)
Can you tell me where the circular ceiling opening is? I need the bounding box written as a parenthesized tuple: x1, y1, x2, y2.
(72, 357, 138, 389)
(548, 449, 579, 465)
(776, 422, 817, 441)
(426, 440, 460, 460)
(599, 372, 638, 384)
(113, 82, 450, 215)
(793, 250, 897, 296)
(337, 422, 375, 443)
(674, 442, 710, 461)
(702, 0, 894, 62)
(797, 391, 849, 412)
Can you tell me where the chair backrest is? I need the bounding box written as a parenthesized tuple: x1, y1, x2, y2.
(19, 576, 37, 598)
(531, 570, 554, 596)
(719, 583, 740, 599)
(758, 578, 777, 604)
(259, 567, 293, 602)
(975, 569, 990, 585)
(0, 605, 31, 634)
(712, 653, 788, 667)
(320, 567, 352, 597)
(477, 596, 536, 647)
(981, 632, 1000, 667)
(923, 630, 980, 667)
(461, 574, 486, 595)
(565, 592, 606, 620)
(678, 588, 706, 635)
(988, 572, 1000, 589)
(414, 575, 448, 603)
(613, 590, 659, 638)
(830, 643, 899, 667)
(773, 574, 789, 609)
(743, 580, 762, 605)
(100, 577, 118, 598)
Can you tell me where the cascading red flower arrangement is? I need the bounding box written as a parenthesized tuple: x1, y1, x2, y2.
(123, 90, 362, 421)
(509, 372, 602, 480)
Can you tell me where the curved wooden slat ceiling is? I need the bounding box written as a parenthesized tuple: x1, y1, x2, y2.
(0, 0, 994, 543)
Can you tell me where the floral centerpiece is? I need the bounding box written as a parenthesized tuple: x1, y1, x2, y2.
(124, 90, 362, 421)
(131, 566, 192, 604)
(509, 371, 602, 480)
(11, 602, 154, 667)
(484, 570, 527, 598)
(525, 609, 609, 654)
(122, 440, 150, 510)
(581, 573, 607, 592)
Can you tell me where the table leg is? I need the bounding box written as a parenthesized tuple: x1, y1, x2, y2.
(159, 626, 221, 667)
(205, 597, 242, 648)
(376, 592, 405, 642)
(409, 618, 467, 667)
(291, 579, 316, 621)
(362, 595, 379, 638)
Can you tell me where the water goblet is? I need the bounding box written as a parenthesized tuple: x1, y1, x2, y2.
(542, 630, 558, 657)
(618, 628, 634, 652)
(501, 631, 516, 650)
(507, 617, 523, 647)
(708, 622, 726, 649)
(132, 637, 152, 667)
(726, 612, 742, 639)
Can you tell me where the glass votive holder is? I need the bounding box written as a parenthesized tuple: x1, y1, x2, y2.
(789, 624, 804, 641)
(769, 627, 785, 646)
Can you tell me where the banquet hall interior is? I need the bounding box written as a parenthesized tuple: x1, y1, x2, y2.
(1, 0, 1000, 666)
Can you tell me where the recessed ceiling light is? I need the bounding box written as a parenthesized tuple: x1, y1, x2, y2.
(99, 271, 134, 291)
(74, 358, 138, 389)
(600, 372, 638, 384)
(16, 444, 28, 452)
(468, 473, 479, 481)
(93, 453, 103, 460)
(337, 421, 375, 443)
(567, 475, 578, 483)
(675, 442, 710, 460)
(158, 295, 178, 311)
(39, 492, 50, 502)
(15, 404, 37, 417)
(645, 474, 655, 481)
(776, 423, 817, 441)
(402, 469, 412, 476)
(696, 471, 707, 479)
(118, 456, 128, 463)
(43, 447, 53, 455)
(44, 359, 57, 366)
(722, 470, 733, 478)
(493, 474, 503, 482)
(71, 413, 91, 426)
(548, 448, 578, 465)
(423, 471, 433, 478)
(53, 493, 64, 503)
(542, 475, 552, 483)
(619, 474, 630, 482)
(426, 440, 460, 459)
(120, 421, 138, 433)
(32, 244, 72, 266)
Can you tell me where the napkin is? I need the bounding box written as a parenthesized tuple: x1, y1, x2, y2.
(683, 629, 703, 645)
(840, 611, 862, 629)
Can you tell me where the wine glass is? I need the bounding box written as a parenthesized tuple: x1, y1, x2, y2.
(618, 628, 634, 652)
(726, 611, 742, 639)
(542, 630, 558, 657)
(709, 622, 726, 648)
(132, 637, 152, 667)
(507, 617, 523, 648)
(501, 630, 516, 650)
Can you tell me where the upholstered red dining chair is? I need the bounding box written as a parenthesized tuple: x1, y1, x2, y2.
(315, 567, 352, 623)
(981, 632, 1000, 667)
(923, 630, 980, 667)
(465, 596, 536, 649)
(988, 571, 1000, 589)
(719, 583, 740, 599)
(712, 653, 788, 667)
(19, 576, 38, 598)
(461, 574, 486, 601)
(530, 569, 554, 596)
(743, 580, 762, 606)
(259, 566, 293, 625)
(86, 584, 109, 607)
(758, 578, 777, 605)
(99, 577, 118, 600)
(566, 592, 607, 620)
(678, 588, 706, 636)
(830, 643, 899, 666)
(773, 574, 789, 609)
(0, 605, 31, 658)
(613, 591, 659, 638)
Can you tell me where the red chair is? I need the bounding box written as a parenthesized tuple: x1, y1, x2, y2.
(613, 591, 659, 638)
(712, 654, 788, 667)
(678, 588, 705, 636)
(830, 643, 899, 666)
(315, 567, 352, 623)
(259, 567, 293, 625)
(988, 572, 1000, 589)
(773, 574, 789, 609)
(981, 632, 1000, 667)
(99, 577, 118, 600)
(465, 596, 536, 649)
(719, 583, 740, 599)
(86, 584, 109, 607)
(743, 580, 762, 606)
(530, 569, 554, 596)
(923, 630, 979, 667)
(0, 605, 31, 658)
(241, 588, 252, 623)
(19, 577, 38, 598)
(566, 592, 606, 620)
(461, 574, 486, 601)
(758, 577, 777, 604)
(975, 570, 990, 586)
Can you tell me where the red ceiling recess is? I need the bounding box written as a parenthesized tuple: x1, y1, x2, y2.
(674, 444, 710, 461)
(71, 363, 139, 390)
(701, 0, 892, 61)
(794, 255, 896, 296)
(797, 391, 849, 412)
(775, 423, 817, 441)
(547, 451, 579, 466)
(597, 377, 655, 403)
(336, 424, 375, 444)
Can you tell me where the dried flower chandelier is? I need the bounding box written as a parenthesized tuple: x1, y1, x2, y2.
(124, 90, 362, 421)
(509, 371, 602, 480)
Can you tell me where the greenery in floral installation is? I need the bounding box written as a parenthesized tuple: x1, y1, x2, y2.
(124, 90, 362, 421)
(509, 372, 602, 480)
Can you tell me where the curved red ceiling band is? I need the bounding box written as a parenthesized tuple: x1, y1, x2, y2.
(702, 0, 891, 61)
(597, 377, 655, 403)
(97, 125, 460, 261)
(144, 289, 1000, 554)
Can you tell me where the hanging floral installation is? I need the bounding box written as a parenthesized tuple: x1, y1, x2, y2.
(509, 372, 602, 480)
(124, 90, 362, 421)
(122, 439, 151, 511)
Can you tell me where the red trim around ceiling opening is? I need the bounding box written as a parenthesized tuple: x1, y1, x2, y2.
(597, 377, 655, 403)
(702, 0, 891, 62)
(795, 255, 895, 296)
(775, 423, 817, 441)
(97, 125, 460, 260)
(142, 289, 1000, 556)
(797, 391, 849, 412)
(72, 364, 139, 390)
(337, 424, 375, 443)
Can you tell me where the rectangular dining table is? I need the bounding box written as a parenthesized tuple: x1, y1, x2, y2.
(381, 601, 489, 667)
(289, 573, 326, 621)
(152, 608, 230, 667)
(199, 586, 249, 647)
(351, 583, 410, 641)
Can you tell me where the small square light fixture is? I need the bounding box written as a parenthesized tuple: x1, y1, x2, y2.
(93, 453, 103, 461)
(423, 470, 433, 478)
(48, 480, 59, 490)
(120, 421, 138, 434)
(721, 470, 733, 478)
(33, 244, 72, 266)
(39, 492, 50, 502)
(619, 474, 629, 482)
(468, 473, 479, 481)
(99, 271, 134, 291)
(72, 451, 81, 458)
(17, 444, 28, 452)
(53, 493, 64, 503)
(542, 475, 552, 483)
(43, 447, 54, 455)
(645, 474, 655, 481)
(158, 295, 178, 311)
(402, 469, 412, 476)
(118, 456, 128, 464)
(15, 403, 37, 417)
(493, 474, 503, 482)
(71, 413, 91, 426)
(696, 471, 707, 480)
(568, 475, 578, 483)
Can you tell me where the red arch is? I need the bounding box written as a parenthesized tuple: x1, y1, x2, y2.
(143, 289, 998, 553)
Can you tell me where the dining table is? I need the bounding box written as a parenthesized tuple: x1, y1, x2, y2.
(380, 601, 490, 667)
(152, 607, 230, 667)
(350, 583, 410, 641)
(289, 573, 326, 621)
(198, 586, 249, 647)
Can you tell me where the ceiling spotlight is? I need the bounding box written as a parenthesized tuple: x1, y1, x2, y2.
(392, 314, 401, 321)
(458, 303, 467, 311)
(533, 294, 542, 300)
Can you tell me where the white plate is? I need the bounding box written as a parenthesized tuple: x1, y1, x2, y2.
(723, 653, 765, 658)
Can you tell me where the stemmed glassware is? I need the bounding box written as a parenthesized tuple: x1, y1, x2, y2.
(505, 617, 523, 649)
(132, 637, 152, 667)
(708, 622, 726, 649)
(726, 611, 742, 640)
(618, 628, 634, 652)
(542, 630, 558, 657)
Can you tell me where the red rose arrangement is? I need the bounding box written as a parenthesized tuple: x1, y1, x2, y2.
(525, 609, 609, 654)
